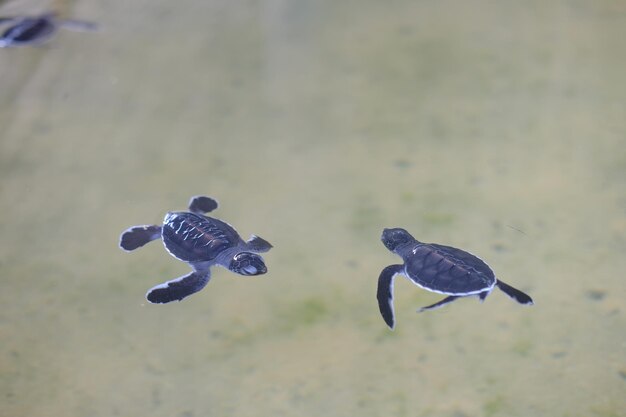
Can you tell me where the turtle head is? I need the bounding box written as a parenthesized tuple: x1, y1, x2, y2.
(381, 228, 416, 254)
(230, 252, 267, 276)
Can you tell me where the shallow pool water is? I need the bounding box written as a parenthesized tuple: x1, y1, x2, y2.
(1, 1, 625, 416)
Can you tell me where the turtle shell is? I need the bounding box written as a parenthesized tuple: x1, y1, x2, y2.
(161, 212, 239, 263)
(404, 243, 496, 295)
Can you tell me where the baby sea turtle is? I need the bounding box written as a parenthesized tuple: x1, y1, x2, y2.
(0, 12, 96, 48)
(377, 228, 533, 329)
(119, 196, 272, 304)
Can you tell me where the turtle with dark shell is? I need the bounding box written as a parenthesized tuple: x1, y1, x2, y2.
(0, 12, 96, 48)
(119, 196, 272, 304)
(377, 228, 533, 329)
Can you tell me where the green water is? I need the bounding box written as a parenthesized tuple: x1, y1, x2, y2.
(1, 1, 625, 416)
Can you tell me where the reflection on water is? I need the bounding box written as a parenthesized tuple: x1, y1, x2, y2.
(1, 1, 624, 416)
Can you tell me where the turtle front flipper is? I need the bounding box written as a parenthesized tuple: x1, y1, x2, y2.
(418, 295, 459, 312)
(188, 195, 218, 214)
(377, 264, 404, 329)
(146, 270, 211, 304)
(246, 235, 273, 253)
(496, 280, 534, 305)
(119, 225, 161, 251)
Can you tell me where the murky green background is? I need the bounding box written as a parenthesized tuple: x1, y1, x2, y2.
(1, 0, 625, 416)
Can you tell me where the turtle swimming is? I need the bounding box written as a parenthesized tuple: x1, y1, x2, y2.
(377, 228, 533, 329)
(0, 12, 96, 48)
(119, 196, 272, 304)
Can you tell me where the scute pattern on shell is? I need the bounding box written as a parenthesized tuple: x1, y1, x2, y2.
(162, 212, 236, 263)
(405, 244, 495, 294)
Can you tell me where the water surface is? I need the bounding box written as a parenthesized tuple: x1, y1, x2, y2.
(1, 1, 625, 416)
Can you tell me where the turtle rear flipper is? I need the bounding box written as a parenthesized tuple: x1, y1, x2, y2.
(57, 19, 97, 32)
(188, 195, 218, 214)
(418, 295, 459, 312)
(496, 280, 534, 305)
(146, 270, 211, 304)
(246, 235, 273, 253)
(377, 264, 403, 329)
(119, 225, 161, 251)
